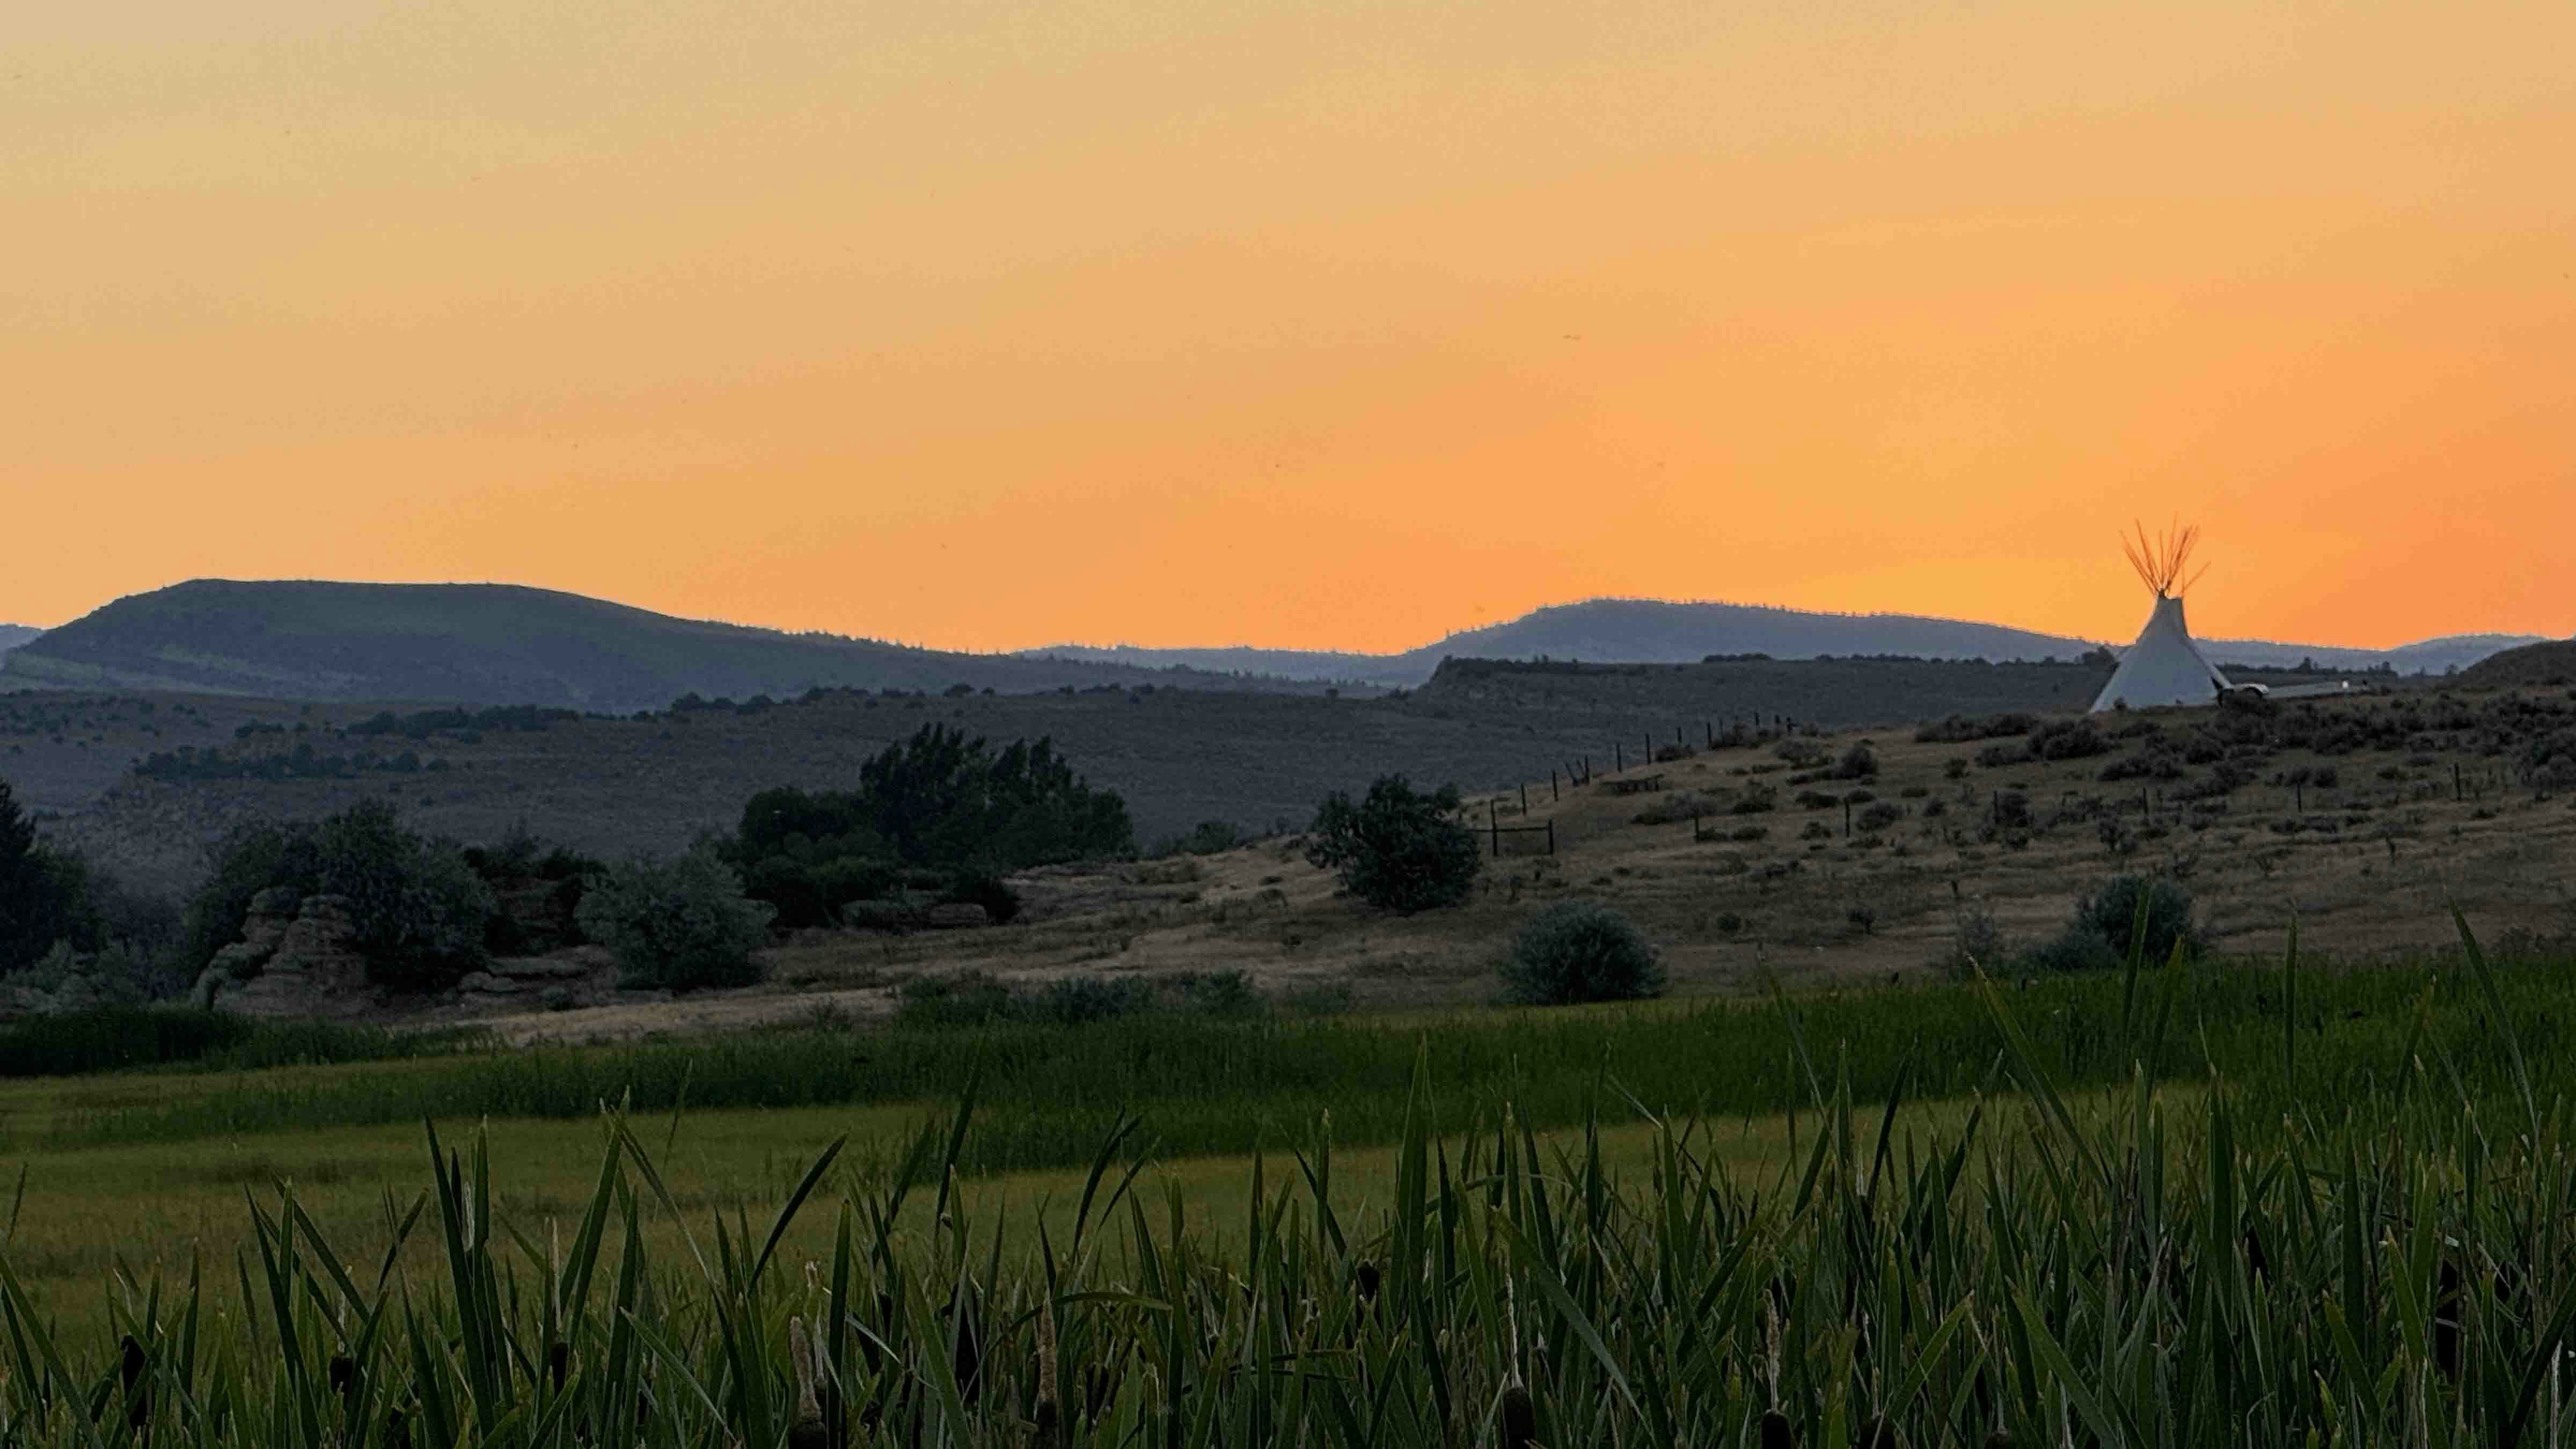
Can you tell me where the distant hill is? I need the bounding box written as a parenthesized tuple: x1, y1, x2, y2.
(0, 625, 37, 658)
(2458, 639, 2576, 690)
(0, 580, 1324, 711)
(1036, 598, 2540, 686)
(2203, 633, 2550, 676)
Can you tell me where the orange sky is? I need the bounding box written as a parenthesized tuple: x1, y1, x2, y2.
(7, 1, 2571, 653)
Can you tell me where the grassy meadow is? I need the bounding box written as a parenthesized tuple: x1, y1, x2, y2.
(11, 920, 2576, 1443)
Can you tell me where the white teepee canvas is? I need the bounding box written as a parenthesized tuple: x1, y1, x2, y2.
(2090, 522, 2231, 713)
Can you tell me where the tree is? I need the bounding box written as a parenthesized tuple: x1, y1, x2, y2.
(180, 802, 492, 990)
(0, 779, 100, 974)
(576, 848, 774, 991)
(1305, 775, 1481, 913)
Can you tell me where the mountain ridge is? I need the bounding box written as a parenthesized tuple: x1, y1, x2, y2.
(0, 580, 1330, 709)
(1033, 597, 2541, 685)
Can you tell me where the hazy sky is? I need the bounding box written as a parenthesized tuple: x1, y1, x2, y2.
(8, 1, 2570, 652)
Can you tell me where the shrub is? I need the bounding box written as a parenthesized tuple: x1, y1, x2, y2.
(575, 848, 774, 992)
(1974, 742, 2027, 769)
(1305, 776, 1481, 913)
(1856, 802, 1905, 833)
(1774, 738, 1828, 769)
(1832, 743, 1878, 780)
(1152, 820, 1246, 858)
(2023, 875, 2203, 974)
(2029, 718, 2112, 762)
(1499, 902, 1667, 1006)
(940, 869, 1023, 924)
(1915, 713, 2036, 744)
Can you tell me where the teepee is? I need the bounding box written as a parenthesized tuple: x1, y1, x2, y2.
(2090, 521, 2232, 712)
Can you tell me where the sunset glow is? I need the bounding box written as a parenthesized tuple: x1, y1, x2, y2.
(8, 0, 2571, 652)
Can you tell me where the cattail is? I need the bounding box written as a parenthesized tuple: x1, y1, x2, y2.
(1856, 1413, 1900, 1449)
(789, 1316, 828, 1449)
(952, 1289, 985, 1404)
(2434, 1260, 2462, 1380)
(1034, 1287, 1060, 1446)
(1759, 1408, 1798, 1449)
(121, 1335, 150, 1432)
(1500, 1384, 1536, 1449)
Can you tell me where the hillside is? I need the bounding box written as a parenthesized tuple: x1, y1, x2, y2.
(1, 580, 1327, 710)
(0, 625, 37, 658)
(1035, 598, 2540, 685)
(2458, 638, 2576, 689)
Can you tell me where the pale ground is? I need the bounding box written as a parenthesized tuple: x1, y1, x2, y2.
(455, 690, 2576, 1045)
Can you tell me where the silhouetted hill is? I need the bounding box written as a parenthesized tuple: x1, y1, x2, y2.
(1037, 598, 2539, 685)
(2458, 639, 2576, 690)
(0, 580, 1324, 710)
(0, 625, 37, 658)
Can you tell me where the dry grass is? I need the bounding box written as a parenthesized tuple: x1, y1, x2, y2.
(429, 687, 2576, 1045)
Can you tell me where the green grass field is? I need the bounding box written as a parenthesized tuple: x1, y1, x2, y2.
(8, 921, 2576, 1444)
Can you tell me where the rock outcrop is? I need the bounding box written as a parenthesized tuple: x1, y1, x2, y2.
(195, 890, 377, 1019)
(454, 947, 618, 1013)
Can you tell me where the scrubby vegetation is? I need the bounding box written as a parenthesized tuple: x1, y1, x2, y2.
(182, 801, 495, 991)
(1305, 774, 1481, 912)
(575, 848, 773, 991)
(1498, 901, 1667, 1004)
(729, 724, 1132, 928)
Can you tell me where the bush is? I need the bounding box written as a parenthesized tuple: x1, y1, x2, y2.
(940, 869, 1023, 924)
(1915, 713, 2037, 744)
(2024, 875, 2204, 974)
(1151, 820, 1247, 858)
(1774, 738, 1828, 769)
(1856, 802, 1905, 833)
(1305, 776, 1481, 913)
(2029, 718, 2112, 762)
(1499, 902, 1667, 1006)
(1832, 743, 1878, 780)
(2068, 875, 2204, 964)
(575, 848, 774, 992)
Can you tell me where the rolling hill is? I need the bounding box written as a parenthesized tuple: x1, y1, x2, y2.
(0, 625, 38, 658)
(2458, 638, 2576, 689)
(0, 580, 1325, 711)
(1035, 598, 2540, 685)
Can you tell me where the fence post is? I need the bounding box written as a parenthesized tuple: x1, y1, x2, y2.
(1552, 769, 1560, 802)
(1546, 819, 1555, 855)
(1520, 781, 1528, 813)
(1615, 742, 1624, 772)
(1490, 801, 1500, 858)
